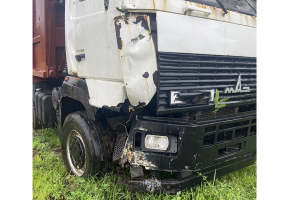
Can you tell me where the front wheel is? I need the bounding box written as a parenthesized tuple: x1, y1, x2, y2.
(61, 112, 103, 177)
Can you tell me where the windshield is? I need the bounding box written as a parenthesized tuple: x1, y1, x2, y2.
(186, 0, 257, 16)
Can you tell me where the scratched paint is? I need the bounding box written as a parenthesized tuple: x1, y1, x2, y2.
(114, 15, 158, 107)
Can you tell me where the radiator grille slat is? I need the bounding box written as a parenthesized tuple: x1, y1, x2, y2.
(203, 117, 256, 147)
(157, 52, 257, 114)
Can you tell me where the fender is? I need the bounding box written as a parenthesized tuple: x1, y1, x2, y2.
(61, 76, 95, 120)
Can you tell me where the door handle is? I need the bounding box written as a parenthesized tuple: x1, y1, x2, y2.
(75, 54, 85, 62)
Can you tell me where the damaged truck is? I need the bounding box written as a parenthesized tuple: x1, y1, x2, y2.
(33, 0, 256, 193)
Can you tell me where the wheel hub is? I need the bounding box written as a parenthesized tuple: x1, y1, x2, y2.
(69, 135, 85, 169)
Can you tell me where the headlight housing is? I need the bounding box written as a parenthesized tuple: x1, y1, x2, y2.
(145, 135, 169, 150)
(134, 131, 178, 154)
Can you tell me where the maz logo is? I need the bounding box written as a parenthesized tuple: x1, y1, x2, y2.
(224, 74, 250, 93)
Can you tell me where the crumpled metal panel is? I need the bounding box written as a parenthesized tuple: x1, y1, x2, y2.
(114, 15, 158, 107)
(121, 0, 256, 27)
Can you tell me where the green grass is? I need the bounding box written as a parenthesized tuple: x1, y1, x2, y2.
(33, 128, 256, 200)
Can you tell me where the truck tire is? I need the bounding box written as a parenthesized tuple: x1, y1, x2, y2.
(61, 112, 104, 177)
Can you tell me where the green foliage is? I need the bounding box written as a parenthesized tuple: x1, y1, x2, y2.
(213, 89, 229, 117)
(138, 34, 145, 40)
(33, 128, 256, 199)
(116, 7, 129, 19)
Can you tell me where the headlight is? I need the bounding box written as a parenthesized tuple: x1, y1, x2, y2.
(145, 135, 169, 150)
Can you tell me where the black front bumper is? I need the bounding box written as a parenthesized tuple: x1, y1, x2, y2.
(121, 152, 255, 193)
(116, 112, 256, 193)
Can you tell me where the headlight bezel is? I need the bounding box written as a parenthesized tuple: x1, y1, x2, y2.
(145, 134, 169, 151)
(134, 131, 178, 154)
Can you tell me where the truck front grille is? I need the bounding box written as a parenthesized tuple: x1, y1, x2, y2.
(203, 116, 256, 148)
(157, 52, 257, 115)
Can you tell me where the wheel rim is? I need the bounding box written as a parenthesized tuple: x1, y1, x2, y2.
(66, 130, 86, 176)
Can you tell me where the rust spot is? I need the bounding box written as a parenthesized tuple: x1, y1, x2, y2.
(115, 13, 129, 24)
(227, 11, 231, 20)
(152, 71, 158, 87)
(142, 72, 149, 78)
(114, 20, 123, 50)
(152, 0, 156, 9)
(64, 77, 69, 82)
(195, 3, 204, 8)
(73, 71, 77, 76)
(133, 15, 149, 31)
(114, 15, 123, 20)
(49, 70, 56, 77)
(163, 0, 167, 10)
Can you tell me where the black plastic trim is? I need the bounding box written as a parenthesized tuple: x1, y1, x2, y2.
(156, 52, 257, 115)
(61, 76, 95, 120)
(185, 0, 256, 16)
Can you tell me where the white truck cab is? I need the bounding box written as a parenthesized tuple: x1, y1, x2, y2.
(65, 0, 256, 109)
(34, 0, 256, 193)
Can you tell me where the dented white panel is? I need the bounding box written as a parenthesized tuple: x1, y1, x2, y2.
(66, 0, 158, 108)
(86, 79, 127, 108)
(156, 11, 256, 57)
(65, 0, 128, 108)
(122, 0, 256, 27)
(115, 15, 158, 106)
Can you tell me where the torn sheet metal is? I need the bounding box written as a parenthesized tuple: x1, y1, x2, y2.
(114, 15, 158, 107)
(121, 0, 256, 27)
(120, 139, 158, 169)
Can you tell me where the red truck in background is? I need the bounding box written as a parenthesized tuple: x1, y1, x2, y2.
(33, 0, 65, 128)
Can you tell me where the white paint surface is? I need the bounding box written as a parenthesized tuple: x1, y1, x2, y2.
(156, 11, 256, 57)
(122, 0, 256, 27)
(65, 0, 158, 108)
(65, 0, 127, 108)
(65, 0, 256, 108)
(116, 15, 158, 106)
(65, 0, 122, 80)
(86, 79, 127, 108)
